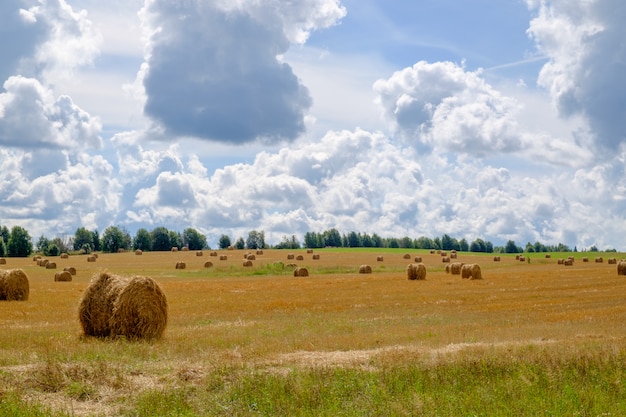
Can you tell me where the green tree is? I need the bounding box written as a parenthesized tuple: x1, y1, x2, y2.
(7, 226, 33, 257)
(74, 227, 94, 252)
(46, 243, 60, 257)
(92, 230, 101, 252)
(101, 226, 129, 253)
(245, 230, 265, 250)
(0, 239, 6, 257)
(347, 231, 362, 248)
(504, 240, 521, 254)
(36, 235, 50, 254)
(151, 227, 171, 251)
(218, 234, 232, 249)
(184, 228, 207, 250)
(133, 228, 152, 251)
(323, 228, 342, 247)
(459, 238, 469, 252)
(235, 237, 245, 249)
(0, 225, 9, 244)
(169, 231, 182, 250)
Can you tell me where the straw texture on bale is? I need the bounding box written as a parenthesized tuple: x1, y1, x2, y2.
(79, 272, 167, 340)
(46, 262, 57, 269)
(461, 264, 482, 280)
(617, 261, 626, 276)
(564, 259, 573, 266)
(414, 256, 422, 263)
(256, 250, 264, 255)
(210, 251, 217, 257)
(608, 258, 617, 265)
(54, 271, 72, 282)
(441, 257, 450, 263)
(33, 255, 41, 262)
(306, 249, 313, 254)
(171, 247, 178, 252)
(557, 259, 564, 265)
(358, 265, 372, 274)
(582, 257, 589, 262)
(247, 254, 256, 261)
(64, 267, 77, 275)
(294, 267, 309, 277)
(0, 269, 30, 301)
(406, 263, 426, 280)
(296, 255, 304, 261)
(450, 262, 464, 275)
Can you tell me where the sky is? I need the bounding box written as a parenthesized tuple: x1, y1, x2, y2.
(1, 0, 625, 250)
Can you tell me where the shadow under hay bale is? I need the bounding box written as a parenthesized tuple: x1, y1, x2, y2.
(358, 265, 372, 274)
(407, 263, 426, 280)
(294, 267, 309, 277)
(79, 272, 167, 340)
(0, 269, 30, 301)
(54, 271, 72, 282)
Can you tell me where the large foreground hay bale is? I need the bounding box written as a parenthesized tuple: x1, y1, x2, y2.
(461, 264, 482, 280)
(294, 267, 309, 277)
(358, 265, 372, 274)
(54, 271, 72, 282)
(450, 262, 464, 275)
(406, 263, 426, 280)
(79, 272, 167, 340)
(0, 269, 30, 301)
(617, 261, 626, 276)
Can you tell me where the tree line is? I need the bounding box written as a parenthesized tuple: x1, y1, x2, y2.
(0, 224, 617, 257)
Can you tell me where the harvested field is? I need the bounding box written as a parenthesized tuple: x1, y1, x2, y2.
(0, 248, 625, 416)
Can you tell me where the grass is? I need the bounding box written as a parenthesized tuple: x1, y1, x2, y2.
(0, 248, 625, 416)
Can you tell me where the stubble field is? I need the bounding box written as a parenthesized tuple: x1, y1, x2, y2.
(1, 248, 625, 416)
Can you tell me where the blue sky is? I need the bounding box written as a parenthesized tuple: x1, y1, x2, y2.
(1, 0, 625, 250)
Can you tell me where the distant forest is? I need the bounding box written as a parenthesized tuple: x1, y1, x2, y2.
(0, 224, 617, 258)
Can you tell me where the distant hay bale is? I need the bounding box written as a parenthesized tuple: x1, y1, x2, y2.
(60, 253, 69, 259)
(118, 248, 125, 253)
(462, 264, 482, 280)
(196, 251, 203, 257)
(450, 252, 457, 259)
(450, 262, 464, 275)
(227, 246, 234, 251)
(617, 261, 626, 276)
(441, 257, 450, 263)
(0, 258, 5, 265)
(519, 256, 526, 262)
(135, 250, 143, 255)
(608, 258, 617, 265)
(376, 256, 384, 262)
(79, 272, 167, 340)
(87, 256, 96, 262)
(312, 254, 320, 260)
(358, 265, 372, 274)
(54, 271, 72, 282)
(45, 262, 57, 269)
(175, 262, 186, 270)
(515, 255, 520, 260)
(0, 269, 30, 301)
(219, 255, 228, 261)
(63, 267, 77, 275)
(243, 260, 253, 267)
(287, 253, 295, 260)
(92, 253, 98, 258)
(294, 267, 309, 277)
(414, 256, 422, 263)
(306, 249, 313, 254)
(564, 259, 573, 266)
(440, 251, 447, 257)
(39, 259, 49, 267)
(210, 251, 218, 257)
(429, 250, 435, 254)
(403, 254, 411, 259)
(33, 255, 41, 262)
(247, 254, 256, 261)
(256, 250, 264, 255)
(182, 246, 189, 252)
(595, 257, 603, 263)
(204, 261, 213, 268)
(406, 263, 426, 281)
(545, 254, 551, 259)
(557, 259, 564, 265)
(493, 256, 501, 262)
(296, 255, 304, 261)
(445, 264, 451, 273)
(171, 247, 178, 252)
(582, 257, 589, 262)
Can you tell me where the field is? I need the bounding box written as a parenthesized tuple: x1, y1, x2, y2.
(1, 249, 625, 416)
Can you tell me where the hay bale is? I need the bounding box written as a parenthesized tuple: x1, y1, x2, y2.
(358, 265, 372, 274)
(414, 256, 422, 263)
(376, 256, 384, 262)
(403, 254, 411, 259)
(545, 254, 551, 259)
(564, 259, 573, 266)
(87, 256, 96, 262)
(182, 246, 189, 252)
(294, 267, 309, 277)
(171, 247, 178, 252)
(243, 260, 253, 267)
(519, 256, 526, 262)
(54, 271, 72, 282)
(79, 272, 167, 340)
(204, 261, 213, 268)
(306, 249, 313, 254)
(296, 255, 304, 261)
(219, 255, 228, 261)
(210, 251, 218, 257)
(196, 251, 203, 257)
(582, 257, 589, 262)
(227, 246, 234, 251)
(429, 250, 435, 254)
(0, 269, 30, 301)
(468, 264, 482, 280)
(595, 257, 603, 263)
(608, 258, 617, 265)
(117, 248, 125, 253)
(287, 253, 295, 260)
(247, 254, 256, 261)
(557, 259, 564, 265)
(175, 262, 186, 270)
(450, 252, 457, 259)
(450, 262, 464, 275)
(493, 256, 501, 262)
(0, 258, 5, 265)
(60, 253, 69, 259)
(461, 264, 472, 279)
(406, 263, 426, 280)
(256, 250, 264, 255)
(39, 259, 49, 267)
(135, 250, 143, 255)
(33, 255, 41, 262)
(45, 262, 57, 269)
(441, 256, 450, 263)
(617, 261, 626, 276)
(64, 267, 77, 275)
(312, 254, 320, 260)
(440, 251, 447, 257)
(445, 264, 451, 273)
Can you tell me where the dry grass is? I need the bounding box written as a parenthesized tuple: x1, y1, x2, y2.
(0, 249, 625, 415)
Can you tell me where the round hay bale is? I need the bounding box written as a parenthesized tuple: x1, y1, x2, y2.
(109, 276, 168, 340)
(92, 253, 98, 258)
(440, 251, 447, 257)
(358, 265, 372, 274)
(196, 251, 203, 257)
(445, 264, 451, 273)
(135, 250, 143, 255)
(461, 264, 472, 279)
(182, 246, 189, 251)
(515, 255, 520, 260)
(0, 258, 6, 265)
(256, 250, 264, 255)
(582, 257, 589, 262)
(557, 259, 564, 265)
(617, 261, 626, 276)
(171, 247, 178, 252)
(294, 267, 309, 277)
(519, 256, 526, 262)
(468, 264, 482, 280)
(60, 253, 69, 259)
(312, 254, 320, 260)
(450, 252, 457, 259)
(118, 248, 125, 253)
(564, 259, 573, 266)
(287, 253, 295, 260)
(247, 254, 256, 261)
(595, 257, 603, 263)
(429, 250, 435, 254)
(493, 256, 501, 262)
(376, 256, 384, 262)
(210, 251, 218, 257)
(608, 258, 617, 265)
(39, 259, 49, 267)
(54, 271, 72, 282)
(441, 257, 450, 263)
(45, 262, 57, 269)
(0, 269, 30, 301)
(64, 267, 77, 275)
(243, 260, 253, 267)
(296, 255, 304, 261)
(306, 249, 313, 254)
(87, 256, 96, 262)
(545, 254, 551, 259)
(219, 255, 227, 261)
(414, 256, 422, 263)
(79, 272, 129, 338)
(403, 254, 411, 259)
(450, 262, 464, 275)
(33, 255, 41, 262)
(204, 261, 213, 268)
(175, 262, 186, 270)
(406, 263, 426, 281)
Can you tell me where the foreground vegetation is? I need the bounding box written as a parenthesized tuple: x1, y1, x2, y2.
(0, 248, 625, 415)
